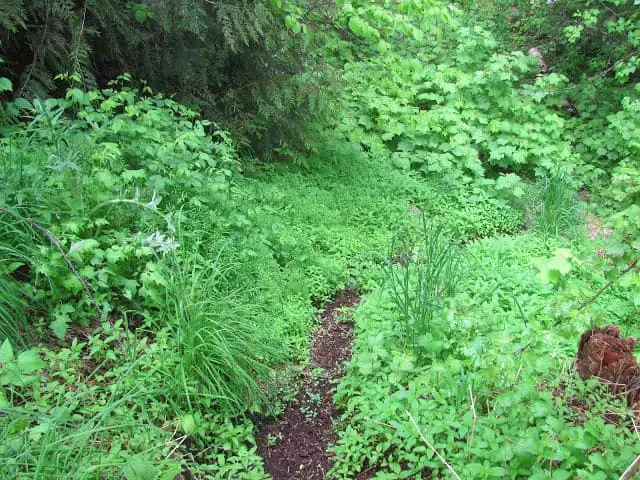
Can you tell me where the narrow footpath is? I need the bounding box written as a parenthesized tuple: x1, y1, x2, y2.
(256, 286, 361, 479)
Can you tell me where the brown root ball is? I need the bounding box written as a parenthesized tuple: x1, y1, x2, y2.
(576, 325, 640, 408)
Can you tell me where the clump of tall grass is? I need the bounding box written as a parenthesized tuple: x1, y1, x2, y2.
(531, 173, 580, 237)
(386, 216, 462, 361)
(0, 207, 39, 346)
(157, 246, 281, 413)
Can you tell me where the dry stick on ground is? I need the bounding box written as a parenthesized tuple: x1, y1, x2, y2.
(578, 258, 640, 313)
(467, 384, 477, 456)
(620, 455, 640, 480)
(406, 410, 462, 480)
(622, 418, 640, 480)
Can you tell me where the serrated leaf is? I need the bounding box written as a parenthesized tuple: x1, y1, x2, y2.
(62, 275, 83, 293)
(0, 78, 13, 93)
(0, 364, 22, 386)
(123, 456, 159, 480)
(17, 350, 45, 373)
(50, 316, 70, 340)
(68, 239, 100, 257)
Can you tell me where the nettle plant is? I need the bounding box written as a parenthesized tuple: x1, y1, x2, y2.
(0, 79, 239, 339)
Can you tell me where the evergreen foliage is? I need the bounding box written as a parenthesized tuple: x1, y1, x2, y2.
(0, 0, 334, 153)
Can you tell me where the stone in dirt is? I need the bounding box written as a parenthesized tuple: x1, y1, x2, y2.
(576, 325, 640, 408)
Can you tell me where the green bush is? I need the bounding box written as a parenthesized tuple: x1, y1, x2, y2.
(0, 82, 238, 339)
(335, 23, 578, 182)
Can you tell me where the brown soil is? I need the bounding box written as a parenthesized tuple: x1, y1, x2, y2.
(255, 286, 361, 480)
(576, 325, 640, 408)
(586, 212, 612, 241)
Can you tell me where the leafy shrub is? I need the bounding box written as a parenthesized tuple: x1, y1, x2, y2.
(0, 82, 238, 339)
(336, 23, 578, 182)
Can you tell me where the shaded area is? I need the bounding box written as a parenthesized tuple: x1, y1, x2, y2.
(256, 286, 360, 480)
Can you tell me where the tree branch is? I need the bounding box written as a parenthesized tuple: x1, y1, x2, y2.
(578, 258, 640, 312)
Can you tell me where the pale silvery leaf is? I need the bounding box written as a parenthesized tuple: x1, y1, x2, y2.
(68, 239, 98, 256)
(147, 190, 162, 210)
(68, 240, 87, 255)
(164, 213, 176, 233)
(143, 231, 179, 254)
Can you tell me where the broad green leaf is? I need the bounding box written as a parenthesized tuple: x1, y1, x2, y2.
(122, 456, 159, 480)
(17, 350, 45, 373)
(0, 340, 14, 363)
(0, 78, 13, 93)
(50, 316, 70, 340)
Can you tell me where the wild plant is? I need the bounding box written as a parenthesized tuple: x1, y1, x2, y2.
(386, 216, 462, 361)
(531, 173, 580, 238)
(156, 244, 280, 413)
(0, 340, 182, 479)
(0, 207, 39, 346)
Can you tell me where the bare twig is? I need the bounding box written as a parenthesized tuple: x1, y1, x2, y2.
(364, 417, 397, 430)
(469, 384, 477, 423)
(620, 455, 640, 480)
(621, 412, 640, 480)
(19, 2, 50, 97)
(514, 342, 532, 356)
(578, 258, 640, 312)
(0, 207, 103, 319)
(406, 410, 462, 480)
(631, 416, 640, 443)
(514, 364, 524, 382)
(467, 383, 478, 457)
(166, 434, 188, 460)
(28, 220, 104, 318)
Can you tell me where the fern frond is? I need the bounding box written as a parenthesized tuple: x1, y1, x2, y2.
(0, 0, 26, 32)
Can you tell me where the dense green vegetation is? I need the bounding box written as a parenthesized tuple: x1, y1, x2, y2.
(1, 0, 640, 478)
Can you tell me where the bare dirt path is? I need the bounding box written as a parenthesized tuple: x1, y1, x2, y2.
(255, 286, 361, 480)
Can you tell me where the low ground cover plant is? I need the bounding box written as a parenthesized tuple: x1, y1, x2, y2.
(1, 0, 640, 477)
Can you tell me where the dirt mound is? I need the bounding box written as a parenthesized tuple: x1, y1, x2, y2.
(576, 325, 640, 407)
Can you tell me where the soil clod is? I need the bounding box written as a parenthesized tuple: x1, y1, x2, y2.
(576, 324, 640, 407)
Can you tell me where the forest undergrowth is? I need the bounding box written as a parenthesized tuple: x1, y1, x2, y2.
(2, 0, 640, 479)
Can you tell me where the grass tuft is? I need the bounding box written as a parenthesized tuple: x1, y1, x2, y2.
(158, 247, 281, 413)
(532, 173, 581, 238)
(386, 215, 462, 360)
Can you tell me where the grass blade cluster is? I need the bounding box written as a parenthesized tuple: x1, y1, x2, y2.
(532, 173, 580, 238)
(157, 248, 280, 413)
(386, 216, 462, 360)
